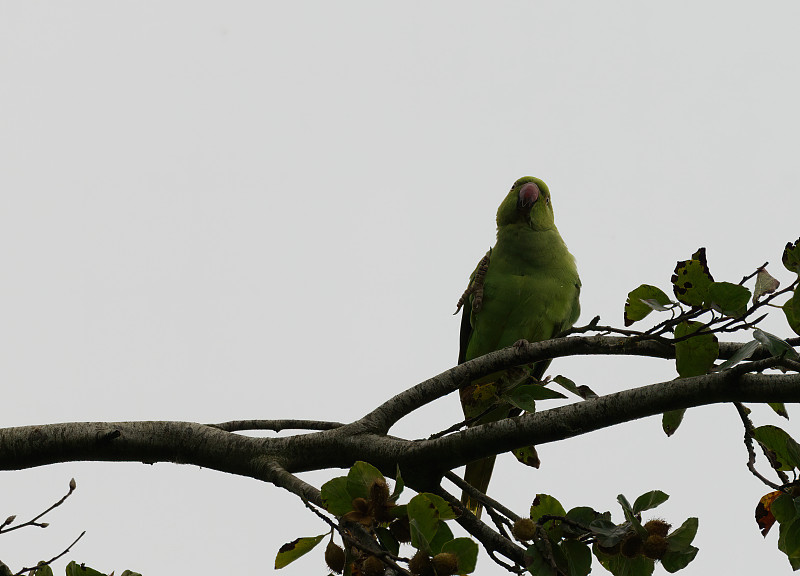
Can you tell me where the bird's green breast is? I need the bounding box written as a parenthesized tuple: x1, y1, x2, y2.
(465, 224, 580, 361)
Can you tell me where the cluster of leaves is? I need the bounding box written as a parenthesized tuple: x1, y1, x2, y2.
(783, 238, 800, 335)
(27, 563, 140, 576)
(274, 462, 477, 575)
(624, 242, 800, 436)
(623, 239, 800, 571)
(512, 491, 697, 576)
(753, 424, 800, 569)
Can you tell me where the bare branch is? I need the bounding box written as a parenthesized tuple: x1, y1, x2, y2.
(734, 403, 783, 490)
(433, 487, 526, 570)
(444, 471, 520, 523)
(13, 531, 85, 576)
(0, 478, 77, 534)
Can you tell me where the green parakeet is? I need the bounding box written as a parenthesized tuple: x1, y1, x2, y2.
(457, 176, 581, 517)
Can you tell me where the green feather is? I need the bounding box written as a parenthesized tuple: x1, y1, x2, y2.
(459, 176, 581, 517)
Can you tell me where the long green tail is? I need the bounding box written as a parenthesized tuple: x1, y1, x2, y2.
(461, 455, 496, 519)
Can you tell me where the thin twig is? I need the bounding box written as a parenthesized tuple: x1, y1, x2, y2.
(14, 530, 86, 576)
(734, 403, 783, 490)
(0, 478, 76, 534)
(444, 471, 520, 523)
(427, 401, 506, 440)
(487, 549, 526, 574)
(433, 488, 526, 571)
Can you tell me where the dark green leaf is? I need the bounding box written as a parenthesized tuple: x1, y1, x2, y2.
(617, 494, 634, 515)
(632, 491, 669, 514)
(665, 517, 698, 550)
(595, 552, 655, 576)
(274, 534, 326, 569)
(662, 409, 686, 437)
(375, 527, 400, 557)
(320, 476, 353, 516)
(769, 402, 789, 419)
(778, 516, 800, 569)
(590, 517, 631, 547)
(65, 564, 105, 576)
(531, 493, 567, 521)
(561, 539, 592, 576)
(424, 493, 458, 520)
(714, 339, 760, 372)
(553, 375, 597, 399)
(771, 494, 799, 525)
(674, 321, 719, 378)
(624, 284, 672, 326)
(562, 507, 600, 538)
(506, 383, 566, 412)
(65, 563, 107, 576)
(31, 565, 54, 576)
(548, 536, 572, 574)
(531, 494, 567, 540)
(660, 546, 699, 573)
(705, 281, 751, 317)
(346, 461, 385, 501)
(671, 248, 714, 307)
(525, 541, 558, 576)
(389, 503, 407, 520)
(513, 445, 541, 468)
(428, 519, 455, 555)
(787, 436, 800, 471)
(441, 537, 479, 574)
(784, 287, 800, 337)
(754, 425, 800, 471)
(782, 237, 800, 274)
(391, 465, 404, 501)
(553, 374, 579, 394)
(618, 495, 646, 538)
(408, 494, 440, 552)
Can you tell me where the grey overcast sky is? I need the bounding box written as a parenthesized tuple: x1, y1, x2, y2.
(1, 2, 799, 574)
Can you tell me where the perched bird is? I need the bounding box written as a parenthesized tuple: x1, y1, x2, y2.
(457, 176, 581, 517)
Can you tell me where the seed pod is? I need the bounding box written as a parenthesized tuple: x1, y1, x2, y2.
(511, 518, 536, 542)
(408, 551, 434, 576)
(324, 541, 346, 574)
(369, 478, 390, 507)
(352, 497, 370, 514)
(431, 552, 459, 576)
(620, 532, 643, 558)
(642, 534, 669, 560)
(362, 555, 385, 576)
(389, 516, 411, 543)
(643, 518, 671, 538)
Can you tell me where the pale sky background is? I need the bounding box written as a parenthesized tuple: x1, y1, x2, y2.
(1, 2, 799, 575)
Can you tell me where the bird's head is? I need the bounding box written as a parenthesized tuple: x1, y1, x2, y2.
(496, 176, 556, 230)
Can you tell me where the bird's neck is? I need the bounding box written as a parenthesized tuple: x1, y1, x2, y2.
(494, 224, 573, 268)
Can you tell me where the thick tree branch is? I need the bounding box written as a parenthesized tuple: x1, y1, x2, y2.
(0, 333, 796, 574)
(0, 370, 797, 493)
(405, 371, 800, 473)
(209, 419, 344, 432)
(358, 335, 791, 435)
